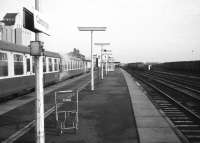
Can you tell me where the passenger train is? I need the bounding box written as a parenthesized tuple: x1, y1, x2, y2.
(0, 40, 90, 101)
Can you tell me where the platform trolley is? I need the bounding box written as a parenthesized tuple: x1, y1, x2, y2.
(55, 90, 79, 134)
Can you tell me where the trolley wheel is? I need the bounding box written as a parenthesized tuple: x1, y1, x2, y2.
(73, 128, 77, 134)
(56, 122, 62, 136)
(56, 128, 61, 135)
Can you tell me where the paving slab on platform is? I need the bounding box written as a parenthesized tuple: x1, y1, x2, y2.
(121, 69, 181, 143)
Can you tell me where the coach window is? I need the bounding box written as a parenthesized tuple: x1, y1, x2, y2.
(71, 60, 72, 70)
(54, 59, 58, 71)
(65, 63, 67, 71)
(48, 58, 53, 72)
(66, 62, 68, 71)
(26, 58, 30, 72)
(0, 52, 8, 77)
(64, 64, 66, 71)
(43, 57, 46, 72)
(67, 62, 70, 71)
(14, 54, 24, 75)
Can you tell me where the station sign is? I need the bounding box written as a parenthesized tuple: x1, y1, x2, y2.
(23, 7, 50, 35)
(23, 7, 35, 32)
(34, 9, 50, 35)
(55, 90, 74, 103)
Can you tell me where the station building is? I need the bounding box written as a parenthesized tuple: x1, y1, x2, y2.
(0, 13, 33, 46)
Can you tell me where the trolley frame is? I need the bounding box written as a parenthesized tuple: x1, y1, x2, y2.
(55, 90, 79, 134)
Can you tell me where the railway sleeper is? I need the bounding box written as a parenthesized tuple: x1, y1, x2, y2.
(157, 103, 174, 106)
(161, 107, 178, 110)
(167, 114, 187, 117)
(177, 125, 200, 130)
(152, 99, 168, 102)
(165, 112, 185, 115)
(157, 103, 172, 106)
(171, 119, 193, 122)
(190, 106, 200, 110)
(170, 117, 190, 120)
(162, 109, 181, 112)
(181, 130, 200, 135)
(186, 135, 200, 142)
(173, 120, 193, 124)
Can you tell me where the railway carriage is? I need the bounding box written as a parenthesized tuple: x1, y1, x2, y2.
(0, 40, 60, 100)
(0, 40, 90, 101)
(127, 62, 148, 71)
(59, 52, 86, 81)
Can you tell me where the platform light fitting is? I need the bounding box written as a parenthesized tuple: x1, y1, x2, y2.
(78, 27, 107, 31)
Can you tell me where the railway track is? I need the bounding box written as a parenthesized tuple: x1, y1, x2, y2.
(149, 71, 200, 91)
(142, 72, 200, 100)
(127, 70, 200, 143)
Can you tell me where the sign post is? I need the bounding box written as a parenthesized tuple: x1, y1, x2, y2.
(23, 1, 50, 142)
(35, 1, 45, 143)
(30, 40, 44, 143)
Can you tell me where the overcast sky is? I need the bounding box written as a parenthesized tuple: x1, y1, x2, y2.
(1, 0, 200, 63)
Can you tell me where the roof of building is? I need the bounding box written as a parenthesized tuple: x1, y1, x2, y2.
(4, 13, 18, 19)
(3, 13, 18, 26)
(68, 48, 86, 60)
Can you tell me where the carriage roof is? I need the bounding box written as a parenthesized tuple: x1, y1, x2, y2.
(0, 40, 60, 58)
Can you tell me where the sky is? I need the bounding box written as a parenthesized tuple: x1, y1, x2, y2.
(1, 0, 200, 63)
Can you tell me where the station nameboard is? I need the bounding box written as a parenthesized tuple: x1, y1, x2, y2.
(23, 7, 50, 35)
(23, 7, 35, 32)
(34, 10, 50, 35)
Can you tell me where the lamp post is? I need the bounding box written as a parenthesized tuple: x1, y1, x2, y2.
(78, 27, 106, 91)
(94, 43, 110, 80)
